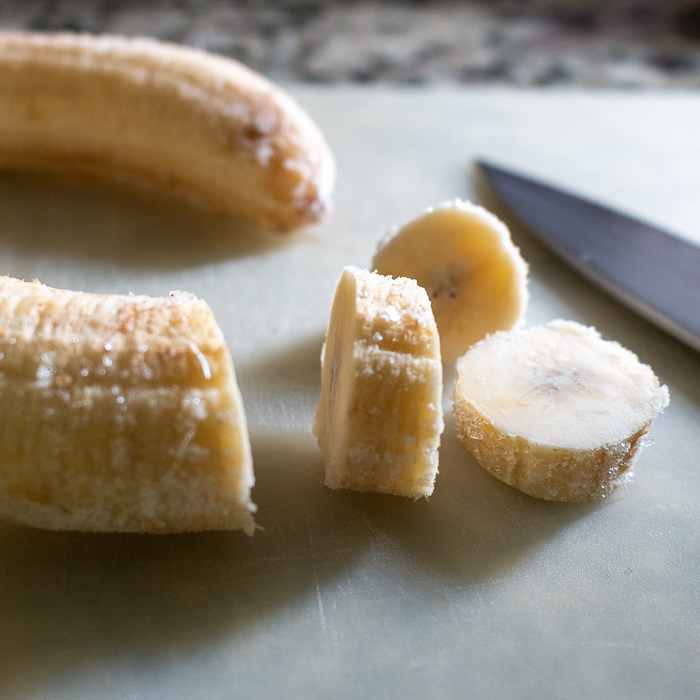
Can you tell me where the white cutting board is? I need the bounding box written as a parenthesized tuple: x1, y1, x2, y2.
(0, 88, 699, 700)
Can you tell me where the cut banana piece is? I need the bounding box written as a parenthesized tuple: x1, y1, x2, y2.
(0, 31, 335, 232)
(453, 320, 669, 502)
(314, 266, 444, 498)
(0, 276, 256, 533)
(373, 200, 528, 362)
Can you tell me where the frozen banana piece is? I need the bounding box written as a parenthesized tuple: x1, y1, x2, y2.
(314, 266, 444, 498)
(0, 276, 256, 533)
(0, 31, 335, 232)
(452, 320, 669, 502)
(373, 200, 528, 362)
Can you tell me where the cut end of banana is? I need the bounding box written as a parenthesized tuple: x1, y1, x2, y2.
(0, 276, 256, 534)
(313, 266, 444, 498)
(373, 200, 528, 363)
(452, 320, 669, 502)
(0, 31, 335, 232)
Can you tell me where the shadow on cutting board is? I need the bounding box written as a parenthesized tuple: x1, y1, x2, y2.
(328, 411, 607, 584)
(0, 432, 349, 699)
(0, 171, 298, 273)
(0, 428, 604, 699)
(238, 333, 325, 410)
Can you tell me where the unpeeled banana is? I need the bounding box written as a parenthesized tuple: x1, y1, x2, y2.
(314, 266, 444, 498)
(0, 31, 335, 232)
(0, 276, 256, 533)
(372, 200, 528, 362)
(452, 320, 669, 502)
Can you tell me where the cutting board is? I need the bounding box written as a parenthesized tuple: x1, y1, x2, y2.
(1, 88, 699, 700)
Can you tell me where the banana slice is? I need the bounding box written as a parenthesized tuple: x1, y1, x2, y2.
(0, 31, 335, 232)
(0, 276, 256, 533)
(372, 200, 528, 362)
(452, 320, 669, 502)
(313, 266, 444, 498)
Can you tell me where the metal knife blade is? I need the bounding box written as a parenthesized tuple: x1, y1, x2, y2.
(476, 160, 700, 353)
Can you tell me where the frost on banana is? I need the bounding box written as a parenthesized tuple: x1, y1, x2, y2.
(0, 31, 335, 232)
(373, 200, 528, 362)
(452, 320, 670, 502)
(314, 267, 444, 498)
(0, 276, 256, 533)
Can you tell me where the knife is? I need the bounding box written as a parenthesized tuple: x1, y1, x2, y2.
(476, 160, 700, 354)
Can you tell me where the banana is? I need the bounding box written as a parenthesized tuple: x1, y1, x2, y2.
(0, 276, 256, 534)
(0, 31, 335, 232)
(452, 320, 670, 502)
(313, 266, 444, 498)
(372, 200, 528, 362)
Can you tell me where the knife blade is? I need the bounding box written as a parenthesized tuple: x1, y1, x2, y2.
(476, 160, 700, 354)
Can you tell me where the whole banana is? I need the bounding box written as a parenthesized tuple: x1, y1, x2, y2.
(0, 31, 335, 232)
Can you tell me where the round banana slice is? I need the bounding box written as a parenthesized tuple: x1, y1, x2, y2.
(452, 320, 670, 502)
(0, 276, 256, 533)
(0, 31, 335, 232)
(372, 200, 528, 362)
(313, 266, 444, 498)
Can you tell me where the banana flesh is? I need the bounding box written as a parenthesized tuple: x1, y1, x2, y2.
(314, 266, 444, 498)
(0, 31, 335, 232)
(373, 200, 528, 362)
(0, 276, 256, 533)
(452, 320, 670, 502)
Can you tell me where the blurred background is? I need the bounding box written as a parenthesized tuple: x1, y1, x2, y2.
(0, 0, 699, 88)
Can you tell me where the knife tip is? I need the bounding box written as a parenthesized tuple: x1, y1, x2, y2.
(473, 158, 497, 171)
(470, 159, 505, 215)
(474, 158, 517, 182)
(471, 159, 507, 191)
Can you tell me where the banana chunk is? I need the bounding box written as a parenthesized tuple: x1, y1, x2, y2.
(314, 267, 444, 498)
(373, 200, 528, 362)
(0, 276, 256, 533)
(0, 31, 335, 232)
(452, 320, 670, 502)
